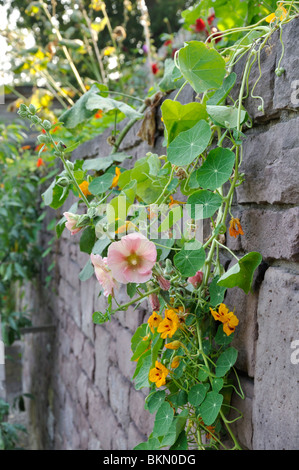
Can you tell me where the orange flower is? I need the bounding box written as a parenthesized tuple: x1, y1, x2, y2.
(157, 309, 180, 339)
(228, 217, 244, 238)
(110, 167, 121, 188)
(165, 340, 181, 350)
(210, 303, 239, 336)
(148, 311, 163, 334)
(265, 4, 288, 23)
(94, 109, 103, 119)
(149, 361, 169, 388)
(21, 145, 31, 150)
(36, 157, 44, 167)
(171, 356, 180, 369)
(169, 195, 185, 208)
(79, 180, 91, 197)
(35, 143, 47, 152)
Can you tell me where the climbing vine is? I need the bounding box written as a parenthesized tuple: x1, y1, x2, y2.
(18, 2, 295, 450)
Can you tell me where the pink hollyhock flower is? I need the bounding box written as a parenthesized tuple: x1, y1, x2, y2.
(64, 212, 82, 235)
(188, 270, 203, 288)
(107, 232, 157, 284)
(90, 253, 118, 297)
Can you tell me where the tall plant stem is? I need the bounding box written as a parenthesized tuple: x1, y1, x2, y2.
(40, 1, 87, 94)
(80, 2, 107, 85)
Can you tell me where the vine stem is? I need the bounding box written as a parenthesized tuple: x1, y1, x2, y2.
(196, 319, 241, 450)
(111, 286, 160, 314)
(111, 102, 147, 153)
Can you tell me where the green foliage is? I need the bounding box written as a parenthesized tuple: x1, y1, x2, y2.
(14, 0, 296, 451)
(0, 399, 27, 449)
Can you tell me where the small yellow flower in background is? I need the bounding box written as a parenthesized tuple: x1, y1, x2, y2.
(148, 312, 163, 334)
(103, 46, 116, 56)
(265, 3, 288, 23)
(149, 361, 169, 388)
(210, 303, 239, 336)
(110, 167, 121, 188)
(229, 217, 244, 238)
(79, 180, 91, 197)
(171, 356, 180, 369)
(157, 309, 180, 339)
(0, 183, 4, 189)
(165, 340, 181, 350)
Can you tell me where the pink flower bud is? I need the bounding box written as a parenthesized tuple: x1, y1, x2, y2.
(149, 293, 160, 311)
(187, 270, 203, 288)
(157, 275, 171, 291)
(63, 212, 81, 235)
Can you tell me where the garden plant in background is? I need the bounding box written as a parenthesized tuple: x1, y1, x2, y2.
(3, 0, 295, 452)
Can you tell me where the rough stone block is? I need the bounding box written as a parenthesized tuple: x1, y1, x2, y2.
(81, 338, 95, 381)
(87, 386, 118, 449)
(224, 284, 259, 377)
(94, 326, 113, 401)
(127, 422, 147, 450)
(129, 387, 155, 438)
(80, 277, 96, 341)
(237, 118, 299, 205)
(273, 18, 299, 111)
(227, 207, 299, 261)
(230, 376, 254, 450)
(110, 320, 136, 380)
(107, 366, 130, 428)
(252, 267, 299, 450)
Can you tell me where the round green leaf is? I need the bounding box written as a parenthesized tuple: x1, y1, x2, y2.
(188, 383, 208, 407)
(199, 391, 223, 426)
(187, 190, 223, 219)
(217, 252, 263, 294)
(212, 378, 224, 393)
(152, 401, 174, 437)
(89, 173, 114, 195)
(206, 105, 247, 129)
(178, 41, 226, 94)
(215, 347, 238, 377)
(196, 147, 235, 190)
(146, 390, 166, 414)
(209, 276, 227, 307)
(161, 99, 208, 144)
(174, 247, 206, 277)
(167, 120, 211, 166)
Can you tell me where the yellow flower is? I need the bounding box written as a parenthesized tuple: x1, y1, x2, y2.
(265, 4, 288, 23)
(171, 356, 180, 369)
(210, 303, 239, 336)
(148, 312, 163, 334)
(165, 340, 181, 350)
(149, 361, 169, 388)
(110, 167, 121, 188)
(79, 180, 91, 197)
(157, 309, 180, 339)
(103, 46, 116, 56)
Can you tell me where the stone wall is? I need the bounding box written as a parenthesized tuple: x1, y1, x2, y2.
(19, 19, 299, 450)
